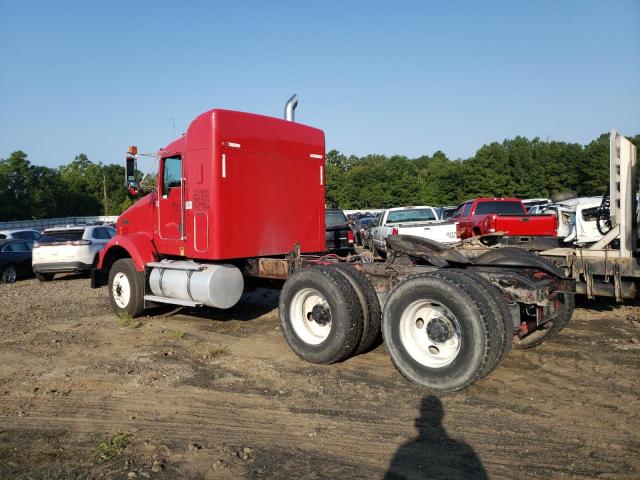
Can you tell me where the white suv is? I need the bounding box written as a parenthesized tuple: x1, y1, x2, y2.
(32, 225, 115, 281)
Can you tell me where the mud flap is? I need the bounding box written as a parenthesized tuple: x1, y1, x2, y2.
(536, 298, 560, 326)
(90, 268, 108, 289)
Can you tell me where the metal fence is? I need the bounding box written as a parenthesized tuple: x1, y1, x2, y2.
(0, 216, 119, 231)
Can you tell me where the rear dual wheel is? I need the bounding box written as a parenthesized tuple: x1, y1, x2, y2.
(279, 264, 382, 364)
(382, 272, 504, 392)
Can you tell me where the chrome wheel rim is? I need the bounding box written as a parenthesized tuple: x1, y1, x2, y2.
(399, 299, 462, 368)
(289, 288, 331, 345)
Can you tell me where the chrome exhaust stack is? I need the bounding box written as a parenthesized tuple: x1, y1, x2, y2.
(284, 94, 298, 121)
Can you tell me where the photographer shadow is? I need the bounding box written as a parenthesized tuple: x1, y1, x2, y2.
(384, 395, 487, 479)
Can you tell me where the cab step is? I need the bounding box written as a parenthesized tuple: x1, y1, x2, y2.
(144, 295, 203, 307)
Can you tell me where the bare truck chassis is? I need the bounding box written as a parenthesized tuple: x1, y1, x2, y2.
(236, 235, 573, 392)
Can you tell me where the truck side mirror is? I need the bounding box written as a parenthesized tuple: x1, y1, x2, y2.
(125, 149, 139, 195)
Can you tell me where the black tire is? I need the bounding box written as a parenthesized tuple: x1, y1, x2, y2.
(375, 246, 387, 259)
(279, 266, 364, 364)
(475, 248, 575, 348)
(382, 273, 500, 392)
(1, 264, 17, 283)
(108, 258, 146, 318)
(36, 272, 54, 282)
(432, 269, 512, 375)
(364, 238, 372, 251)
(515, 293, 575, 348)
(330, 263, 382, 354)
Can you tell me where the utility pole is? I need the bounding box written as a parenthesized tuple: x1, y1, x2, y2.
(103, 174, 109, 215)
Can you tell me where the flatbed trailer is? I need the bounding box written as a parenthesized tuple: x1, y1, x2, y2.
(541, 130, 638, 301)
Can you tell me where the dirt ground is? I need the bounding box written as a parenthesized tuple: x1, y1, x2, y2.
(1, 274, 639, 480)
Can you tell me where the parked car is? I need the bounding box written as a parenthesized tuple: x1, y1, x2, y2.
(325, 209, 355, 255)
(32, 225, 115, 281)
(567, 198, 605, 245)
(353, 216, 377, 246)
(436, 206, 458, 221)
(542, 196, 603, 245)
(370, 206, 459, 258)
(537, 204, 575, 239)
(450, 198, 557, 240)
(0, 229, 42, 241)
(522, 198, 551, 212)
(0, 239, 35, 283)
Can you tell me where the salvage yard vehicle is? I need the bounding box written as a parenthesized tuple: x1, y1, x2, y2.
(33, 225, 115, 281)
(0, 239, 34, 283)
(450, 197, 558, 241)
(353, 216, 376, 246)
(541, 131, 638, 301)
(325, 208, 355, 255)
(554, 197, 604, 246)
(0, 229, 42, 241)
(370, 206, 459, 258)
(92, 96, 574, 392)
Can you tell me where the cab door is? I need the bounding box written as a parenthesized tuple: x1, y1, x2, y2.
(158, 155, 184, 239)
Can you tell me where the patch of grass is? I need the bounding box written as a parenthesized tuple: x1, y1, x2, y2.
(116, 313, 140, 329)
(96, 432, 130, 463)
(201, 344, 229, 361)
(169, 329, 186, 340)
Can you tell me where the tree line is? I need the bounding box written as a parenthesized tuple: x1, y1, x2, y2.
(326, 132, 640, 209)
(1, 131, 638, 221)
(0, 152, 134, 221)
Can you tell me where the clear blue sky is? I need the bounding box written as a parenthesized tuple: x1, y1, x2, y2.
(1, 0, 639, 168)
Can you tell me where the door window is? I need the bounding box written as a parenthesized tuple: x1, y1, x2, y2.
(3, 241, 30, 252)
(162, 156, 182, 196)
(13, 231, 40, 240)
(462, 202, 473, 216)
(92, 227, 110, 240)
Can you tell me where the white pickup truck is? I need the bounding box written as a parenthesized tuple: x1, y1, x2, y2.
(369, 206, 459, 257)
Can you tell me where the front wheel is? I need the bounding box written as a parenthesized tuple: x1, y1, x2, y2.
(36, 272, 54, 282)
(108, 258, 145, 318)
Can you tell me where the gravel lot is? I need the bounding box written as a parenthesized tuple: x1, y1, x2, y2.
(1, 274, 639, 479)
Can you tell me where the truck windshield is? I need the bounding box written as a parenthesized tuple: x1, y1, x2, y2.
(387, 209, 436, 223)
(475, 201, 525, 215)
(326, 210, 347, 227)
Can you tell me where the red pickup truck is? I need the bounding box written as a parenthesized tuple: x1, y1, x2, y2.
(450, 198, 557, 240)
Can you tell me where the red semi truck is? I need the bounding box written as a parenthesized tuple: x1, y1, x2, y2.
(450, 198, 557, 240)
(92, 97, 574, 392)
